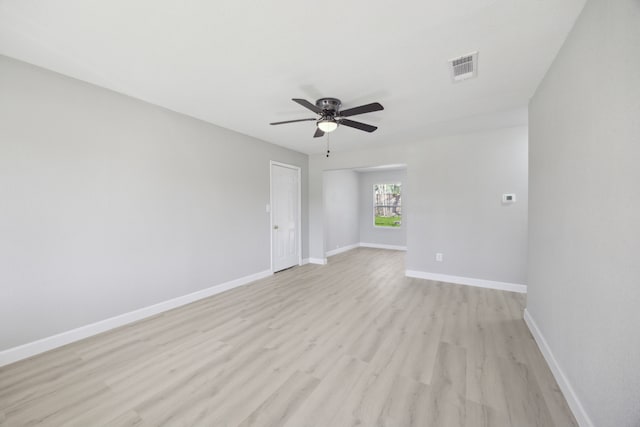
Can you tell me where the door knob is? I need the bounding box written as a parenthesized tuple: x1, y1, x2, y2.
(273, 225, 279, 230)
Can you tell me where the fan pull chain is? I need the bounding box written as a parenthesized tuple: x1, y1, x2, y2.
(326, 133, 331, 158)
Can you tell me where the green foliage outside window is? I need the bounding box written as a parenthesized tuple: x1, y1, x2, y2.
(374, 183, 401, 227)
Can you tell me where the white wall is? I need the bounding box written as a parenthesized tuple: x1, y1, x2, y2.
(0, 55, 308, 351)
(358, 170, 407, 247)
(527, 0, 640, 425)
(308, 126, 528, 285)
(323, 170, 359, 254)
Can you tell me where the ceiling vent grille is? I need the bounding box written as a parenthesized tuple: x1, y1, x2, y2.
(449, 52, 478, 82)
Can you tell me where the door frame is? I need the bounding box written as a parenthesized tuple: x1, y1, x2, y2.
(270, 160, 302, 273)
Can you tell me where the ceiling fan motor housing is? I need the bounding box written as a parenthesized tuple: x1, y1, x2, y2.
(316, 98, 341, 116)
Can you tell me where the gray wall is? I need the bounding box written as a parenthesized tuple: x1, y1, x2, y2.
(308, 126, 528, 285)
(0, 55, 308, 351)
(358, 170, 407, 247)
(527, 0, 640, 425)
(323, 170, 359, 253)
(406, 127, 528, 284)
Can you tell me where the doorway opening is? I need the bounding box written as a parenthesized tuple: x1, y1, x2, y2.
(322, 164, 407, 260)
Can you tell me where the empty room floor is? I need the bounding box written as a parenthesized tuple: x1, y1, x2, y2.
(0, 248, 576, 426)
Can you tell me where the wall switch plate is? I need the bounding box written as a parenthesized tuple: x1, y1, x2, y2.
(436, 253, 443, 262)
(502, 194, 516, 204)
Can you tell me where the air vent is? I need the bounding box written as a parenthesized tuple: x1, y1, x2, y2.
(449, 52, 478, 82)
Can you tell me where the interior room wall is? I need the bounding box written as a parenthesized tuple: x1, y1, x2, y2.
(527, 0, 640, 425)
(406, 128, 528, 285)
(0, 55, 308, 351)
(358, 169, 407, 248)
(308, 126, 528, 286)
(323, 170, 360, 254)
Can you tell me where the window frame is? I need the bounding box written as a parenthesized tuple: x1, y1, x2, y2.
(372, 182, 402, 229)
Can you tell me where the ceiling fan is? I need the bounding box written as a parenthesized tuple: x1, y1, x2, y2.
(270, 98, 384, 138)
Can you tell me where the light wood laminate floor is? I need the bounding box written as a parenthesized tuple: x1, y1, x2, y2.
(0, 248, 576, 426)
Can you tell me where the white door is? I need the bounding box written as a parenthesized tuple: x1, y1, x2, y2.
(271, 162, 300, 272)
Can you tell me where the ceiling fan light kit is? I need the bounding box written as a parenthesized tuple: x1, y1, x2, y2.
(317, 119, 338, 133)
(270, 97, 384, 139)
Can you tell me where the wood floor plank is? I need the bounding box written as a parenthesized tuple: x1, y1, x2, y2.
(464, 399, 511, 427)
(281, 355, 368, 427)
(237, 371, 320, 427)
(377, 374, 433, 427)
(0, 248, 577, 426)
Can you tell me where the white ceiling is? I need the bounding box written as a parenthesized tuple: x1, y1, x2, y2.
(352, 164, 407, 173)
(0, 0, 585, 154)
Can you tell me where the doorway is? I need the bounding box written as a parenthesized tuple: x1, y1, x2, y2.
(270, 161, 302, 272)
(322, 165, 407, 258)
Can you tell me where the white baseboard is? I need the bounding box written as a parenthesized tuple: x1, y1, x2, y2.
(359, 242, 407, 251)
(523, 309, 593, 427)
(325, 242, 407, 258)
(325, 243, 360, 257)
(405, 270, 527, 293)
(0, 269, 273, 368)
(307, 257, 327, 265)
(301, 258, 310, 265)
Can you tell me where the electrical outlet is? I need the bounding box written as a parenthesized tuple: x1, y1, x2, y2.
(502, 194, 516, 204)
(436, 253, 443, 262)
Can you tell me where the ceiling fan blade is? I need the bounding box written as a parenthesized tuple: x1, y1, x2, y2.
(270, 118, 317, 125)
(339, 102, 384, 117)
(340, 119, 378, 133)
(292, 98, 322, 114)
(313, 127, 325, 138)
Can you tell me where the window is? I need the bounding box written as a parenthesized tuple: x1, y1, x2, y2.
(374, 183, 402, 227)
